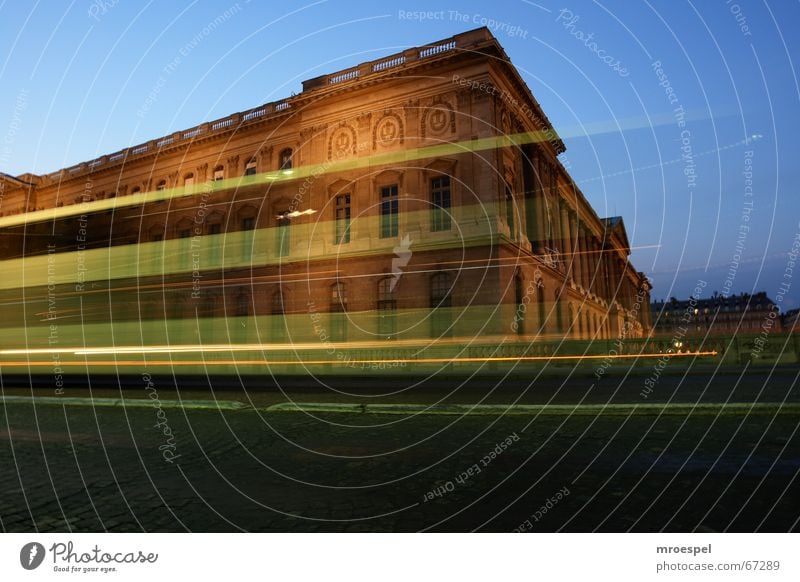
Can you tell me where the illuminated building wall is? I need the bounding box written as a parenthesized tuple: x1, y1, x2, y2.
(0, 27, 651, 352)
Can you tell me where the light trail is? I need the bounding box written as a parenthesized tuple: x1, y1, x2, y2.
(0, 124, 662, 231)
(0, 351, 718, 366)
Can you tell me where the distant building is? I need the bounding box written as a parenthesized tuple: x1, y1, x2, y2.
(783, 308, 800, 332)
(651, 291, 782, 337)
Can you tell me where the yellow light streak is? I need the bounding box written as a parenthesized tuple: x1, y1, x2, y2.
(0, 351, 717, 366)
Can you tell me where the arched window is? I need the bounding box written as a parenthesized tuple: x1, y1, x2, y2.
(377, 277, 397, 339)
(276, 210, 291, 258)
(554, 289, 563, 334)
(279, 148, 293, 171)
(537, 279, 546, 334)
(430, 175, 451, 232)
(130, 186, 141, 195)
(235, 291, 249, 317)
(239, 209, 257, 261)
(568, 303, 576, 339)
(156, 180, 167, 191)
(330, 282, 347, 341)
(430, 272, 452, 338)
(176, 219, 192, 269)
(379, 184, 399, 238)
(148, 224, 165, 242)
(334, 193, 351, 244)
(203, 293, 217, 318)
(184, 173, 195, 186)
(271, 289, 286, 342)
(505, 181, 515, 238)
(331, 281, 347, 312)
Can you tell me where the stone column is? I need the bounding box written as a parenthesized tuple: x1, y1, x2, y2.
(536, 156, 549, 254)
(560, 203, 573, 281)
(580, 226, 591, 290)
(588, 237, 598, 295)
(575, 223, 585, 288)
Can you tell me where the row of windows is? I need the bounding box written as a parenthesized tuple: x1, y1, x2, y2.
(337, 176, 452, 244)
(65, 149, 295, 204)
(224, 272, 455, 340)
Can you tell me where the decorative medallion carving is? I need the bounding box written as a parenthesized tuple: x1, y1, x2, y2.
(328, 124, 357, 159)
(373, 113, 404, 149)
(422, 102, 455, 139)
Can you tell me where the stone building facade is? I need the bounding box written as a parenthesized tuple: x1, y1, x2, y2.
(0, 28, 651, 346)
(651, 291, 782, 337)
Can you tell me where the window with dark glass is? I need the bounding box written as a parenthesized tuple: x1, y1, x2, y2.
(236, 292, 249, 317)
(241, 216, 255, 261)
(271, 290, 286, 342)
(335, 193, 351, 244)
(178, 227, 192, 268)
(505, 182, 515, 236)
(430, 272, 452, 337)
(276, 212, 290, 257)
(515, 275, 524, 335)
(208, 222, 222, 266)
(330, 282, 347, 341)
(244, 158, 257, 176)
(430, 176, 451, 232)
(280, 148, 293, 170)
(380, 184, 398, 238)
(377, 278, 397, 339)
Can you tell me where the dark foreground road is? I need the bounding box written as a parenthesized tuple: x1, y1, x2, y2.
(1, 367, 798, 532)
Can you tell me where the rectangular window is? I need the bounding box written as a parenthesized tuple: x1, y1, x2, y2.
(380, 184, 398, 238)
(277, 214, 290, 258)
(208, 223, 222, 266)
(335, 193, 351, 244)
(214, 168, 224, 181)
(378, 278, 397, 339)
(505, 183, 515, 238)
(330, 284, 347, 342)
(178, 228, 192, 270)
(430, 176, 451, 232)
(271, 292, 286, 342)
(241, 217, 255, 262)
(244, 160, 257, 176)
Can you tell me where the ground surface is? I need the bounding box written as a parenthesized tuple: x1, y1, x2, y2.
(1, 365, 798, 532)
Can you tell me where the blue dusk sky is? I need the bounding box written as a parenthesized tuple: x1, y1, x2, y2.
(0, 0, 798, 308)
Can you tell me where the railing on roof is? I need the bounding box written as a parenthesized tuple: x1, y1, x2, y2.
(418, 40, 456, 59)
(372, 56, 406, 72)
(46, 28, 493, 182)
(329, 68, 360, 84)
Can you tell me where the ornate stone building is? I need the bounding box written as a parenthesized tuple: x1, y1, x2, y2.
(651, 291, 782, 337)
(0, 28, 651, 350)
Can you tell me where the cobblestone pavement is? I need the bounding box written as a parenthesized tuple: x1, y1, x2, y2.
(1, 370, 798, 532)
